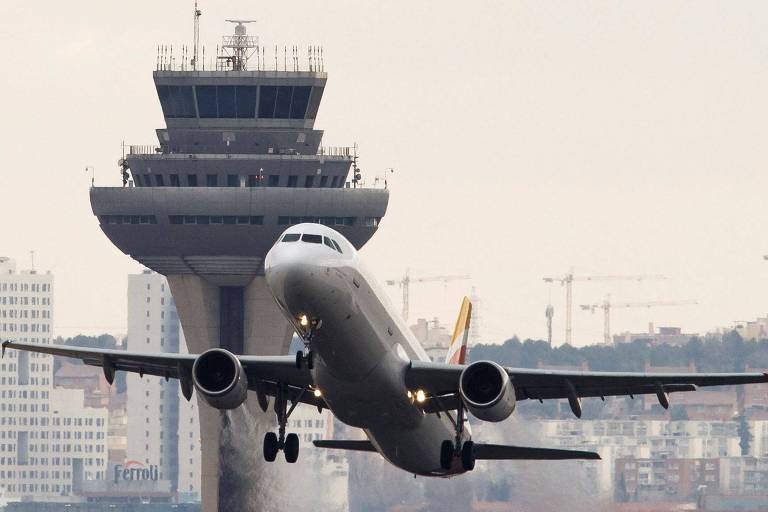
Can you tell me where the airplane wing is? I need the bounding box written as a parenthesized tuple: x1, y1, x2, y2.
(1, 341, 319, 408)
(406, 360, 768, 417)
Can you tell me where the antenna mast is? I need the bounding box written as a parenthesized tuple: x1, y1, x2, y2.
(192, 1, 202, 70)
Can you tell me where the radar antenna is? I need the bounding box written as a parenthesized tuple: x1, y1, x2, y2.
(191, 1, 202, 70)
(220, 19, 258, 71)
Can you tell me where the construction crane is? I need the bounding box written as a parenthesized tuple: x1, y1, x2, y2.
(543, 271, 666, 346)
(545, 304, 554, 346)
(580, 296, 698, 345)
(385, 271, 470, 322)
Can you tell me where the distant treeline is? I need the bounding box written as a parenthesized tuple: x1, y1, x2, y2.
(469, 331, 768, 373)
(54, 334, 126, 393)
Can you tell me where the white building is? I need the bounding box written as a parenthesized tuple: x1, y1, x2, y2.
(0, 257, 108, 501)
(536, 419, 741, 495)
(126, 270, 200, 501)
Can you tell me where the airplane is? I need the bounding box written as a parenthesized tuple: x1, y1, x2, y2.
(3, 222, 768, 476)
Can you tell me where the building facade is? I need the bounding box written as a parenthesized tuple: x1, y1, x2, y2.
(126, 270, 200, 501)
(0, 257, 108, 501)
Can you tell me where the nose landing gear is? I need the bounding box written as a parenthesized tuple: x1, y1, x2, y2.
(263, 383, 306, 464)
(295, 318, 322, 370)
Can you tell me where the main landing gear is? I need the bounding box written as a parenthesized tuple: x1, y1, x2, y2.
(439, 401, 476, 471)
(263, 383, 306, 464)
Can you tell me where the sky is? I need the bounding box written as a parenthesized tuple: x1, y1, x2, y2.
(1, 0, 768, 346)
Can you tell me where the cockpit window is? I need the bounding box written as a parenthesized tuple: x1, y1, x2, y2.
(302, 234, 323, 244)
(331, 239, 343, 253)
(323, 237, 336, 250)
(282, 233, 300, 242)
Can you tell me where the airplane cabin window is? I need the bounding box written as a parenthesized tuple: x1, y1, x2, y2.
(301, 234, 323, 244)
(323, 237, 336, 250)
(331, 239, 343, 253)
(282, 234, 300, 242)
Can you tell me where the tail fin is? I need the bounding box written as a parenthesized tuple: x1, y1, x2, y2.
(445, 297, 472, 365)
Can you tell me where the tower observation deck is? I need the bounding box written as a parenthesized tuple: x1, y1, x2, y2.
(89, 19, 389, 512)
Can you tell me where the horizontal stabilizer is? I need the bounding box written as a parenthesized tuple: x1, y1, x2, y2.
(313, 440, 376, 452)
(473, 443, 600, 461)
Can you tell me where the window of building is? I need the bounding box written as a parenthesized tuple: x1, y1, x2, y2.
(156, 85, 197, 118)
(258, 86, 278, 118)
(235, 86, 258, 118)
(187, 174, 198, 187)
(206, 174, 218, 187)
(196, 86, 217, 118)
(320, 176, 329, 187)
(227, 174, 239, 187)
(290, 86, 312, 119)
(330, 176, 339, 188)
(169, 174, 180, 187)
(287, 176, 298, 188)
(155, 175, 165, 187)
(268, 175, 279, 187)
(304, 176, 314, 188)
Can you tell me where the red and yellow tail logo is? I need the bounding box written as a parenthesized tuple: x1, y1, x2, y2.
(445, 297, 472, 365)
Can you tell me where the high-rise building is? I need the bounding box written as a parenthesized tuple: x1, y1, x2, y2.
(0, 257, 108, 501)
(126, 270, 200, 501)
(91, 17, 389, 511)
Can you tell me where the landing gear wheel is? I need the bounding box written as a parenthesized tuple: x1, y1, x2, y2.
(440, 440, 454, 470)
(284, 433, 300, 463)
(263, 432, 279, 462)
(295, 351, 304, 369)
(461, 441, 475, 471)
(306, 350, 314, 370)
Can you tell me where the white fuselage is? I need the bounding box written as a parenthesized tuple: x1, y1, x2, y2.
(264, 224, 468, 476)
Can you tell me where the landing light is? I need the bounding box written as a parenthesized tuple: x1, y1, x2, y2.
(299, 314, 309, 327)
(415, 389, 426, 403)
(313, 388, 322, 398)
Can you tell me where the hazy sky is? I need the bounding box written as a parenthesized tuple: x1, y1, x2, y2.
(2, 1, 768, 345)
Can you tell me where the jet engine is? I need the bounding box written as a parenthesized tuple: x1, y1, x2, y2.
(192, 349, 248, 410)
(458, 361, 516, 422)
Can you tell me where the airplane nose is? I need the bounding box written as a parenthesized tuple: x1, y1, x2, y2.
(264, 244, 318, 308)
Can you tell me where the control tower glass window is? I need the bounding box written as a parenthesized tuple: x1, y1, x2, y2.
(236, 86, 258, 118)
(290, 87, 311, 119)
(217, 87, 236, 118)
(196, 86, 218, 118)
(157, 86, 196, 118)
(274, 87, 292, 118)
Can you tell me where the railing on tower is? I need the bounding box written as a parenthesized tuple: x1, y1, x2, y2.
(156, 20, 324, 72)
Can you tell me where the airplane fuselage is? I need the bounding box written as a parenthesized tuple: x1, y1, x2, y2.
(265, 224, 468, 476)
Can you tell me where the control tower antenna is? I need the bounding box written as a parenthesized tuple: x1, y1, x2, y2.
(192, 1, 202, 70)
(221, 19, 258, 71)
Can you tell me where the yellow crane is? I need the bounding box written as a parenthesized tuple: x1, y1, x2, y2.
(385, 271, 470, 322)
(543, 271, 666, 345)
(580, 296, 698, 345)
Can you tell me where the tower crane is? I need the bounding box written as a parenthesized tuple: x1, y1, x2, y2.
(580, 296, 698, 345)
(543, 271, 666, 346)
(385, 271, 470, 322)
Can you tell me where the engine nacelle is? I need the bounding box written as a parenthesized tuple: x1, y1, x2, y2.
(459, 361, 516, 422)
(192, 349, 248, 410)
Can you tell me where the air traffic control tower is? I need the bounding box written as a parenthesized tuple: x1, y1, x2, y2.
(90, 20, 389, 511)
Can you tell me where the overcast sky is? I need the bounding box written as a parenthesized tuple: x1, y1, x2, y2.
(2, 0, 767, 346)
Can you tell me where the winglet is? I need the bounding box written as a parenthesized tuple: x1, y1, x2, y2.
(445, 297, 472, 365)
(1, 340, 8, 358)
